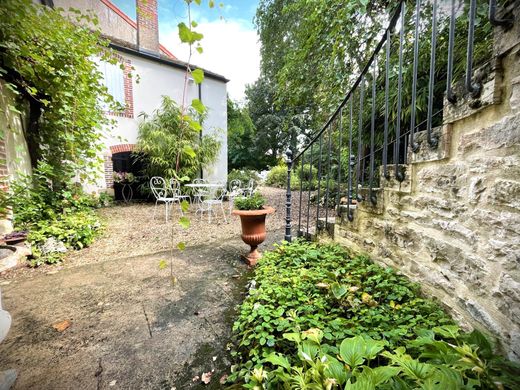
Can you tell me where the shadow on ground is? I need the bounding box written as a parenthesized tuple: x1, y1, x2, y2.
(0, 229, 284, 389)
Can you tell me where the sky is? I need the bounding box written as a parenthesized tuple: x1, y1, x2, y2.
(111, 0, 260, 101)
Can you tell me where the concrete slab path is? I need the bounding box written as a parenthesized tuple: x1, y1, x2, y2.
(0, 230, 283, 389)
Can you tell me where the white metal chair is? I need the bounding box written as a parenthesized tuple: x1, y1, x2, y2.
(192, 178, 209, 206)
(169, 178, 191, 213)
(197, 185, 227, 223)
(245, 179, 257, 196)
(150, 177, 178, 222)
(228, 179, 242, 213)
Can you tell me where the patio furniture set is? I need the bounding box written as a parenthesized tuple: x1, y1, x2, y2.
(149, 177, 257, 223)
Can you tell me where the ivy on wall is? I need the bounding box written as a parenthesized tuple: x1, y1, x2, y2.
(0, 0, 122, 190)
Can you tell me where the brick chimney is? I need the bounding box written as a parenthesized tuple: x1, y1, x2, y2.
(136, 0, 160, 56)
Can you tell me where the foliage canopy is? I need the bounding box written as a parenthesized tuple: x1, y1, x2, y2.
(0, 0, 120, 188)
(136, 96, 221, 181)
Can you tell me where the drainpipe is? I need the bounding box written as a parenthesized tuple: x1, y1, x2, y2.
(198, 83, 203, 179)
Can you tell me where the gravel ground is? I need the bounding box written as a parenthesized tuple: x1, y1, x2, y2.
(0, 186, 331, 389)
(0, 186, 328, 280)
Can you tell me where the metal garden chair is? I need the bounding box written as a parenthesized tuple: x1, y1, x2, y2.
(228, 179, 242, 213)
(150, 176, 178, 222)
(169, 178, 191, 213)
(196, 185, 227, 224)
(245, 179, 257, 196)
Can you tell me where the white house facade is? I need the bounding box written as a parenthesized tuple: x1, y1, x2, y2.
(49, 0, 228, 196)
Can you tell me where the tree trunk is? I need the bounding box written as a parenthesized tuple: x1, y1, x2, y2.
(26, 96, 43, 169)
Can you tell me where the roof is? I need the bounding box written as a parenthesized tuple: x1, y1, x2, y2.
(109, 41, 229, 83)
(99, 0, 176, 59)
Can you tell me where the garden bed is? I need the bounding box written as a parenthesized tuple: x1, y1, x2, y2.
(229, 240, 520, 389)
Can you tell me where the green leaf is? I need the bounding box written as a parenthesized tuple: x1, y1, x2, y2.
(177, 22, 192, 43)
(324, 356, 349, 385)
(382, 348, 434, 381)
(177, 242, 186, 251)
(264, 352, 290, 370)
(191, 98, 206, 114)
(196, 46, 203, 54)
(209, 0, 215, 7)
(179, 216, 190, 229)
(189, 120, 202, 132)
(158, 259, 168, 269)
(340, 336, 367, 367)
(180, 200, 190, 213)
(344, 376, 375, 390)
(178, 22, 203, 44)
(282, 332, 301, 343)
(362, 366, 401, 386)
(331, 282, 347, 299)
(191, 68, 204, 84)
(183, 145, 196, 158)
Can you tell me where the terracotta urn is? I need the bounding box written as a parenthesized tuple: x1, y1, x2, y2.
(232, 206, 275, 266)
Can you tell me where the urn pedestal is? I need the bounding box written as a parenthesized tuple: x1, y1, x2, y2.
(232, 207, 275, 266)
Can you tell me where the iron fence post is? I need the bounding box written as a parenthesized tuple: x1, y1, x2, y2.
(285, 150, 293, 242)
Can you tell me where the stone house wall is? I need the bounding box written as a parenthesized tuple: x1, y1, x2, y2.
(333, 8, 520, 361)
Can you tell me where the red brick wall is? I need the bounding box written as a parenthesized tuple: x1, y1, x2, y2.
(104, 155, 114, 189)
(104, 144, 136, 188)
(109, 144, 135, 154)
(136, 0, 159, 54)
(0, 139, 9, 219)
(0, 139, 8, 191)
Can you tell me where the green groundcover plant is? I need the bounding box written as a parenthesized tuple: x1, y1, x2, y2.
(229, 241, 520, 389)
(234, 193, 266, 211)
(7, 165, 105, 266)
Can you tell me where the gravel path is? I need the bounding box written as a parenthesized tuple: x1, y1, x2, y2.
(0, 187, 327, 279)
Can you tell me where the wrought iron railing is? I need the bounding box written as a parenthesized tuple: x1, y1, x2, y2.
(285, 0, 513, 241)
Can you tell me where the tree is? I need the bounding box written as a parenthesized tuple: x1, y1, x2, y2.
(0, 0, 120, 189)
(227, 97, 258, 170)
(245, 76, 288, 166)
(135, 96, 220, 181)
(254, 0, 492, 151)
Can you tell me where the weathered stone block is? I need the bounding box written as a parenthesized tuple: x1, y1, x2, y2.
(412, 195, 468, 219)
(467, 155, 520, 175)
(489, 179, 520, 210)
(416, 164, 468, 199)
(408, 125, 451, 164)
(357, 188, 384, 215)
(458, 112, 520, 155)
(461, 298, 505, 339)
(431, 219, 478, 246)
(444, 58, 502, 124)
(379, 165, 411, 193)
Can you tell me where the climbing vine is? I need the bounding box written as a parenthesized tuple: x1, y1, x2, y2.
(0, 0, 122, 188)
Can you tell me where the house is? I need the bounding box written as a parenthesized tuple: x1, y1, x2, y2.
(47, 0, 229, 197)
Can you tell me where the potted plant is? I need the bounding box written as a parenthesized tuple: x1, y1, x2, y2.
(232, 193, 275, 266)
(113, 171, 135, 203)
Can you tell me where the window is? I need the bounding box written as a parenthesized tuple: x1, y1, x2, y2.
(93, 55, 134, 118)
(98, 60, 125, 105)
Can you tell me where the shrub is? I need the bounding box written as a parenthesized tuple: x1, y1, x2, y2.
(29, 211, 102, 266)
(234, 193, 266, 210)
(227, 169, 261, 187)
(226, 241, 520, 387)
(265, 165, 300, 189)
(7, 166, 103, 265)
(266, 164, 323, 190)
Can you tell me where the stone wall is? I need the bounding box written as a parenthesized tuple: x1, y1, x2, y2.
(334, 9, 520, 361)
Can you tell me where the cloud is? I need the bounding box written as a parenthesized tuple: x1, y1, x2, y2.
(162, 19, 260, 102)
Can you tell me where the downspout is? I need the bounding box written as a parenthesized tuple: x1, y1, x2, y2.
(199, 82, 203, 179)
